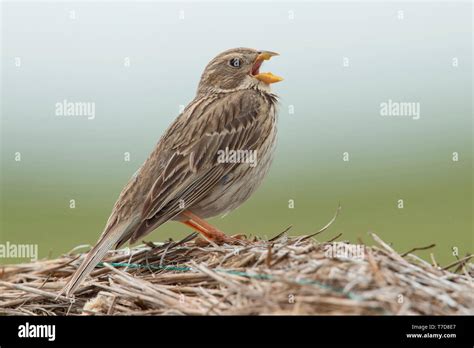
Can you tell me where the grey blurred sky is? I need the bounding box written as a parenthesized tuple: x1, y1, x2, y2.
(2, 1, 471, 171)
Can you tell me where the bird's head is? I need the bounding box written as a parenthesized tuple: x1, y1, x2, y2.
(197, 48, 283, 95)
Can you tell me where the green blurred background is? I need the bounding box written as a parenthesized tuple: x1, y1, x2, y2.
(1, 1, 472, 265)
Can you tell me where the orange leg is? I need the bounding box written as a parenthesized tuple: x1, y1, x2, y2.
(181, 211, 246, 245)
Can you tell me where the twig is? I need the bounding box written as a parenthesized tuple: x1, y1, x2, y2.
(301, 204, 341, 241)
(442, 254, 473, 271)
(401, 243, 436, 257)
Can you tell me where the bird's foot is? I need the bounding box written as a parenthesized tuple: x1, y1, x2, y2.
(181, 210, 253, 246)
(194, 232, 250, 247)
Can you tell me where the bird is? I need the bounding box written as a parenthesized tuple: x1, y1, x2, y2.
(62, 48, 283, 297)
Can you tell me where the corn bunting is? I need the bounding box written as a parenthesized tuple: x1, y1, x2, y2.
(63, 48, 282, 296)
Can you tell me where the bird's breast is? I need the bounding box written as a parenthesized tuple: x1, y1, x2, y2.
(191, 101, 278, 219)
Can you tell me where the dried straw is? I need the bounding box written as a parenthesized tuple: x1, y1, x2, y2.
(0, 231, 472, 315)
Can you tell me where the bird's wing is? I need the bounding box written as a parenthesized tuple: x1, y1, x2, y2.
(62, 89, 269, 297)
(126, 89, 267, 245)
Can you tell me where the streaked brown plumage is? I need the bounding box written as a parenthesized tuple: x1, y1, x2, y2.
(62, 48, 282, 296)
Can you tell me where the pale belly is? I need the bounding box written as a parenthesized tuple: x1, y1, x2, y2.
(186, 120, 277, 219)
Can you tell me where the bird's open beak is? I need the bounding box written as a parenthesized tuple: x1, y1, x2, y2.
(251, 51, 283, 84)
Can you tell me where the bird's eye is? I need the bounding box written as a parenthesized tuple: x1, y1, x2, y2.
(229, 58, 242, 68)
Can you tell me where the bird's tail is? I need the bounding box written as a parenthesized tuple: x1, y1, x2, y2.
(60, 224, 129, 298)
